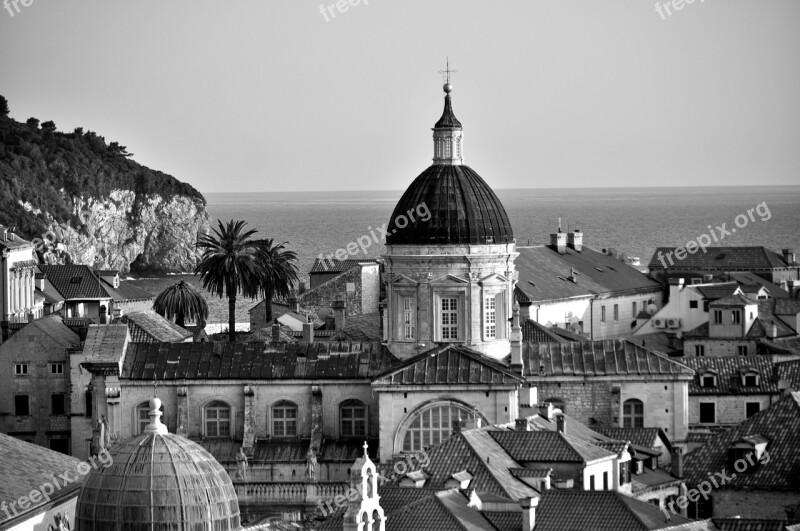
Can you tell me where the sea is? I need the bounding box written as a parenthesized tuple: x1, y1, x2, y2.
(204, 186, 800, 283)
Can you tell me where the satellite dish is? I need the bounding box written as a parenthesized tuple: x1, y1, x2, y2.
(647, 304, 658, 315)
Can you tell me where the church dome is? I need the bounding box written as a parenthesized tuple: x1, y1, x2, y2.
(386, 83, 514, 246)
(75, 398, 241, 531)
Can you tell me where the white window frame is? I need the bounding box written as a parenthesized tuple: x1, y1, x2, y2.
(14, 363, 28, 376)
(204, 400, 232, 439)
(50, 363, 64, 375)
(403, 297, 415, 340)
(484, 296, 496, 339)
(441, 297, 459, 341)
(272, 401, 298, 437)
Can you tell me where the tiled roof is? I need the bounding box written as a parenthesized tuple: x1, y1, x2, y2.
(729, 272, 792, 298)
(0, 434, 83, 526)
(38, 264, 109, 299)
(483, 511, 521, 531)
(101, 278, 154, 301)
(694, 283, 742, 301)
(10, 315, 80, 348)
(329, 312, 383, 342)
(309, 258, 374, 274)
(521, 319, 568, 343)
(523, 340, 694, 378)
(488, 430, 615, 463)
(595, 428, 671, 451)
(683, 391, 800, 488)
(82, 324, 129, 365)
(711, 293, 758, 308)
(648, 247, 796, 271)
(777, 359, 800, 390)
(774, 298, 800, 316)
(122, 341, 400, 380)
(528, 412, 614, 444)
(535, 490, 693, 531)
(116, 311, 193, 342)
(373, 344, 524, 386)
(198, 438, 378, 463)
(631, 468, 682, 491)
(681, 357, 780, 395)
(418, 429, 538, 501)
(760, 337, 800, 356)
(712, 519, 800, 531)
(515, 246, 662, 303)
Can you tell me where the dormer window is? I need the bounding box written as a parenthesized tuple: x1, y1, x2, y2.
(741, 371, 759, 387)
(701, 374, 716, 387)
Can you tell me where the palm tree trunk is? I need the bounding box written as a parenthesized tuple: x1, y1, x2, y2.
(264, 285, 274, 324)
(228, 288, 237, 343)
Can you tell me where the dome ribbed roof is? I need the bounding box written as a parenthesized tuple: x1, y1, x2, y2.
(75, 432, 241, 531)
(386, 165, 514, 246)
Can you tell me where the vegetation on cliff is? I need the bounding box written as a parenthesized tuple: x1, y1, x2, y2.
(0, 95, 205, 242)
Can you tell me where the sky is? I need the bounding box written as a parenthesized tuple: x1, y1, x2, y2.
(1, 0, 798, 194)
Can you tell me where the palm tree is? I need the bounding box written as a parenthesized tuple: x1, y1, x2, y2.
(256, 238, 299, 324)
(152, 280, 208, 328)
(195, 220, 266, 342)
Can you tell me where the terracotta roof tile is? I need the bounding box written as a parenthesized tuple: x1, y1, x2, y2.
(681, 357, 780, 395)
(489, 430, 615, 463)
(116, 311, 193, 343)
(38, 264, 109, 299)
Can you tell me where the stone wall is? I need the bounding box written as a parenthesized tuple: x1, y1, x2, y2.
(689, 394, 775, 426)
(712, 488, 800, 519)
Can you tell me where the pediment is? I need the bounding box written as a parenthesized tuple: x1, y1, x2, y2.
(391, 274, 419, 286)
(430, 274, 469, 286)
(479, 272, 510, 285)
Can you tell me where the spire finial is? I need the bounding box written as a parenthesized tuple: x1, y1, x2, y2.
(439, 57, 456, 93)
(144, 396, 168, 435)
(363, 440, 369, 457)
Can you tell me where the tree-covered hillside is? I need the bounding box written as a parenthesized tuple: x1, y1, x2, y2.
(0, 94, 205, 240)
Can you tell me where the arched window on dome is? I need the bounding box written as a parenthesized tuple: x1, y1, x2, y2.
(136, 400, 164, 435)
(399, 402, 483, 453)
(340, 399, 367, 438)
(272, 400, 297, 437)
(623, 399, 644, 428)
(204, 400, 232, 438)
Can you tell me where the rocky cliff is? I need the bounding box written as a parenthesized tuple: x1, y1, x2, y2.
(0, 97, 209, 274)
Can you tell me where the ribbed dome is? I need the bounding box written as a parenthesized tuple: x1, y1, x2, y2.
(75, 408, 240, 531)
(386, 164, 514, 245)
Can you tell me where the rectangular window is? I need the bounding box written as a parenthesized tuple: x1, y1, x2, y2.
(484, 296, 496, 339)
(589, 475, 595, 491)
(701, 375, 715, 387)
(695, 345, 705, 356)
(601, 306, 606, 323)
(732, 311, 741, 325)
(403, 297, 415, 340)
(51, 394, 66, 415)
(603, 471, 609, 490)
(746, 402, 760, 418)
(613, 304, 619, 322)
(632, 302, 637, 316)
(738, 345, 748, 356)
(703, 300, 709, 312)
(689, 300, 698, 309)
(441, 298, 459, 340)
(50, 363, 64, 374)
(14, 364, 28, 376)
(713, 310, 723, 324)
(743, 374, 757, 387)
(14, 395, 30, 416)
(699, 403, 715, 424)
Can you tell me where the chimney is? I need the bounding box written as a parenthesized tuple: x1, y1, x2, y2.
(567, 230, 583, 252)
(703, 274, 714, 283)
(288, 295, 299, 313)
(556, 414, 566, 435)
(510, 302, 523, 374)
(550, 229, 567, 255)
(767, 322, 778, 339)
(515, 418, 530, 432)
(538, 402, 554, 421)
(671, 447, 685, 479)
(303, 322, 314, 342)
(521, 497, 539, 531)
(8, 227, 15, 241)
(332, 299, 346, 330)
(271, 323, 281, 342)
(783, 249, 796, 264)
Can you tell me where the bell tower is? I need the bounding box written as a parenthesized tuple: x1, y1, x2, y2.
(343, 442, 387, 531)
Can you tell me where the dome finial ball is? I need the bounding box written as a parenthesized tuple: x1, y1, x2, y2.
(443, 83, 453, 94)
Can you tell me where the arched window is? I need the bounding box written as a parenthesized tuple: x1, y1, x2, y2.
(544, 398, 566, 413)
(204, 400, 231, 438)
(341, 400, 367, 438)
(272, 401, 297, 437)
(623, 399, 644, 428)
(400, 402, 481, 453)
(136, 401, 164, 435)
